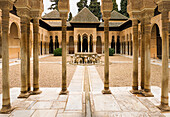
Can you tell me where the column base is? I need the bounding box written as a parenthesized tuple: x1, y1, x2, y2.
(130, 89, 141, 94)
(0, 106, 14, 114)
(102, 89, 112, 94)
(18, 92, 30, 98)
(157, 104, 170, 112)
(59, 90, 69, 95)
(142, 91, 154, 97)
(32, 89, 42, 95)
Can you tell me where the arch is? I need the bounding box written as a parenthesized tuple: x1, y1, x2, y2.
(49, 36, 53, 54)
(69, 36, 74, 54)
(89, 34, 93, 52)
(10, 22, 19, 39)
(111, 36, 115, 50)
(96, 36, 102, 54)
(9, 22, 20, 59)
(116, 36, 120, 54)
(77, 34, 81, 52)
(55, 36, 59, 49)
(82, 34, 88, 52)
(151, 24, 162, 59)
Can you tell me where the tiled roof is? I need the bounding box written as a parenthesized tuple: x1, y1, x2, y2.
(110, 10, 128, 20)
(45, 21, 71, 27)
(70, 7, 100, 23)
(99, 22, 124, 27)
(42, 10, 60, 20)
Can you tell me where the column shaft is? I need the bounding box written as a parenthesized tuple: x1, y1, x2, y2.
(102, 18, 111, 94)
(81, 36, 82, 52)
(126, 41, 128, 55)
(159, 11, 170, 110)
(130, 19, 139, 94)
(75, 42, 77, 53)
(27, 18, 31, 92)
(120, 43, 121, 54)
(143, 18, 153, 97)
(1, 9, 12, 113)
(140, 20, 145, 90)
(33, 18, 41, 94)
(129, 41, 132, 56)
(18, 16, 30, 98)
(60, 18, 68, 94)
(94, 41, 96, 53)
(115, 36, 117, 54)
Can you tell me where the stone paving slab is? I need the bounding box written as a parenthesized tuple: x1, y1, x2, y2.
(32, 110, 58, 117)
(1, 65, 170, 117)
(65, 94, 82, 111)
(87, 66, 168, 117)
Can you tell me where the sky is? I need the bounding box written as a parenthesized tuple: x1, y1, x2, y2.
(43, 0, 121, 16)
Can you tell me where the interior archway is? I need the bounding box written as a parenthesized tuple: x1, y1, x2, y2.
(82, 34, 88, 52)
(9, 22, 20, 59)
(49, 36, 53, 54)
(151, 24, 162, 59)
(111, 36, 115, 51)
(117, 36, 120, 54)
(55, 36, 59, 49)
(77, 34, 81, 52)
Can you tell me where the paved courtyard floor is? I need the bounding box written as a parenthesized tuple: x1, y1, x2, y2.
(0, 55, 170, 116)
(0, 65, 170, 116)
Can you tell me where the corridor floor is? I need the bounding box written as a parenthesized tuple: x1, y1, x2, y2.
(0, 66, 170, 117)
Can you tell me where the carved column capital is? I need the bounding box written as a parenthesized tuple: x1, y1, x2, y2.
(0, 0, 13, 10)
(30, 10, 42, 19)
(17, 8, 31, 18)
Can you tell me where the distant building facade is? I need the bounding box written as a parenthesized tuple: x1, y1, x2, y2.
(0, 7, 169, 59)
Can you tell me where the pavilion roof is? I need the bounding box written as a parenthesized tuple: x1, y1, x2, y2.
(110, 10, 128, 20)
(99, 22, 124, 27)
(42, 10, 60, 20)
(70, 7, 100, 23)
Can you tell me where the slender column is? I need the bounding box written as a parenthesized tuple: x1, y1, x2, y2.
(140, 19, 145, 90)
(115, 36, 117, 54)
(122, 42, 125, 55)
(120, 42, 122, 54)
(0, 8, 13, 113)
(102, 18, 111, 94)
(130, 19, 140, 94)
(60, 17, 69, 95)
(32, 18, 42, 95)
(129, 41, 132, 56)
(27, 18, 31, 92)
(126, 40, 128, 55)
(88, 37, 89, 52)
(122, 43, 123, 54)
(0, 18, 2, 58)
(158, 10, 170, 111)
(94, 41, 96, 53)
(75, 41, 77, 53)
(81, 36, 82, 52)
(122, 42, 123, 54)
(18, 16, 30, 98)
(143, 18, 153, 97)
(123, 42, 125, 54)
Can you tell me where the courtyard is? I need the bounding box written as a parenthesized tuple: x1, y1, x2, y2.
(0, 55, 169, 93)
(0, 55, 169, 116)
